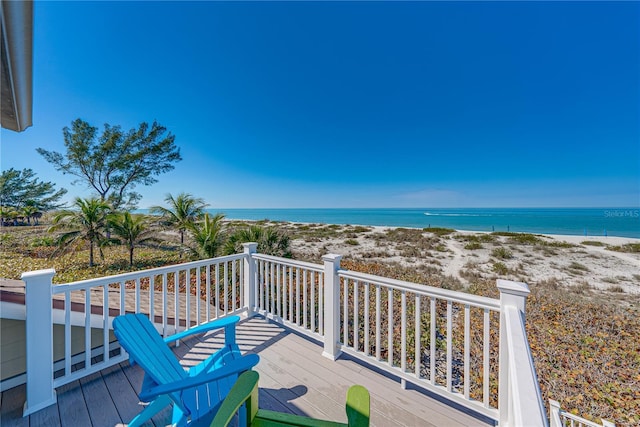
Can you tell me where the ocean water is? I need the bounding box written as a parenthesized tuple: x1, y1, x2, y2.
(205, 208, 640, 239)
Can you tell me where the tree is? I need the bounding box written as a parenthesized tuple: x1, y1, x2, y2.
(49, 197, 112, 267)
(0, 168, 67, 211)
(21, 205, 39, 225)
(37, 119, 181, 209)
(108, 212, 158, 267)
(150, 193, 207, 245)
(223, 225, 292, 258)
(188, 213, 226, 258)
(0, 206, 19, 226)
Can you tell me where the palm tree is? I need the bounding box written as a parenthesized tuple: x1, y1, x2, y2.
(21, 205, 39, 226)
(188, 213, 226, 258)
(49, 197, 112, 267)
(150, 193, 208, 245)
(108, 212, 158, 267)
(223, 225, 291, 257)
(0, 206, 17, 226)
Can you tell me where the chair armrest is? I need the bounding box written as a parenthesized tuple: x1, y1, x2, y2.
(210, 370, 260, 427)
(346, 385, 370, 427)
(164, 315, 240, 344)
(139, 353, 259, 401)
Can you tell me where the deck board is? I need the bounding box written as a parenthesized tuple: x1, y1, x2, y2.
(57, 380, 93, 427)
(0, 315, 494, 426)
(0, 384, 28, 427)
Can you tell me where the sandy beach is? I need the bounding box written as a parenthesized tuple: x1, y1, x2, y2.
(268, 222, 640, 296)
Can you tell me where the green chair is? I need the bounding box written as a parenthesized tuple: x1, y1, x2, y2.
(210, 370, 370, 427)
(113, 313, 260, 426)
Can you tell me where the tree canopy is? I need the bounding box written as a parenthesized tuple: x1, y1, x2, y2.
(49, 197, 113, 267)
(37, 118, 181, 209)
(150, 192, 208, 245)
(0, 168, 67, 211)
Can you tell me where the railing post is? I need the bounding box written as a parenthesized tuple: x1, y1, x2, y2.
(497, 279, 531, 427)
(549, 399, 562, 427)
(322, 254, 342, 360)
(243, 243, 258, 317)
(21, 268, 57, 416)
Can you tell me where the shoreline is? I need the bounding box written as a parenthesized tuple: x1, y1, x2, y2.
(226, 217, 640, 243)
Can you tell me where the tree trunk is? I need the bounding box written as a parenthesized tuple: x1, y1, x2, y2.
(89, 241, 94, 267)
(129, 247, 134, 267)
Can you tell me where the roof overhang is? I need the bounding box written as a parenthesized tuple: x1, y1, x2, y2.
(1, 1, 33, 132)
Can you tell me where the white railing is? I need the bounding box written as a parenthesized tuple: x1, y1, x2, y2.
(337, 267, 501, 420)
(252, 252, 325, 340)
(21, 245, 548, 425)
(499, 280, 546, 427)
(549, 400, 615, 427)
(21, 253, 245, 416)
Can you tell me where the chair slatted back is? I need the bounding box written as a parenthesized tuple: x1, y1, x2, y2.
(113, 313, 187, 386)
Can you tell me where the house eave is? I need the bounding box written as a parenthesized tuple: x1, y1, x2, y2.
(1, 0, 33, 132)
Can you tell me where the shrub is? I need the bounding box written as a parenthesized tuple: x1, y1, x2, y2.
(345, 238, 359, 246)
(568, 261, 589, 272)
(606, 243, 640, 253)
(582, 240, 605, 246)
(508, 233, 544, 245)
(492, 262, 509, 275)
(492, 247, 513, 259)
(464, 242, 483, 250)
(423, 227, 455, 236)
(30, 236, 57, 247)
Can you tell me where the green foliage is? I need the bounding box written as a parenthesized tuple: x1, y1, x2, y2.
(48, 197, 113, 267)
(188, 213, 226, 258)
(606, 243, 640, 253)
(0, 168, 67, 212)
(492, 262, 509, 275)
(507, 233, 545, 245)
(30, 236, 56, 247)
(150, 192, 207, 244)
(344, 238, 359, 246)
(456, 233, 495, 243)
(423, 227, 455, 236)
(582, 240, 606, 247)
(37, 119, 181, 209)
(108, 212, 159, 266)
(464, 242, 483, 250)
(346, 225, 372, 233)
(223, 225, 292, 258)
(491, 247, 513, 259)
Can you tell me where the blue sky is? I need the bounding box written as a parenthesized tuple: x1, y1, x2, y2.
(2, 1, 639, 208)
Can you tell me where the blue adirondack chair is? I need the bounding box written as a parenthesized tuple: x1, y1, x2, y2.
(113, 313, 260, 427)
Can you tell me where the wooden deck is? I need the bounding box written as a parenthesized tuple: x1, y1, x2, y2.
(0, 316, 494, 427)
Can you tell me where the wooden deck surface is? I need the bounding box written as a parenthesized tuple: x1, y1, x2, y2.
(0, 316, 494, 427)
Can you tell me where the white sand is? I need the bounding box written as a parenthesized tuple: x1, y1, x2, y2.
(283, 222, 640, 296)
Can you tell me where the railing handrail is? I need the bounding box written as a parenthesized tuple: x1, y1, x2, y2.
(51, 254, 246, 293)
(251, 253, 324, 273)
(503, 305, 548, 427)
(338, 269, 500, 310)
